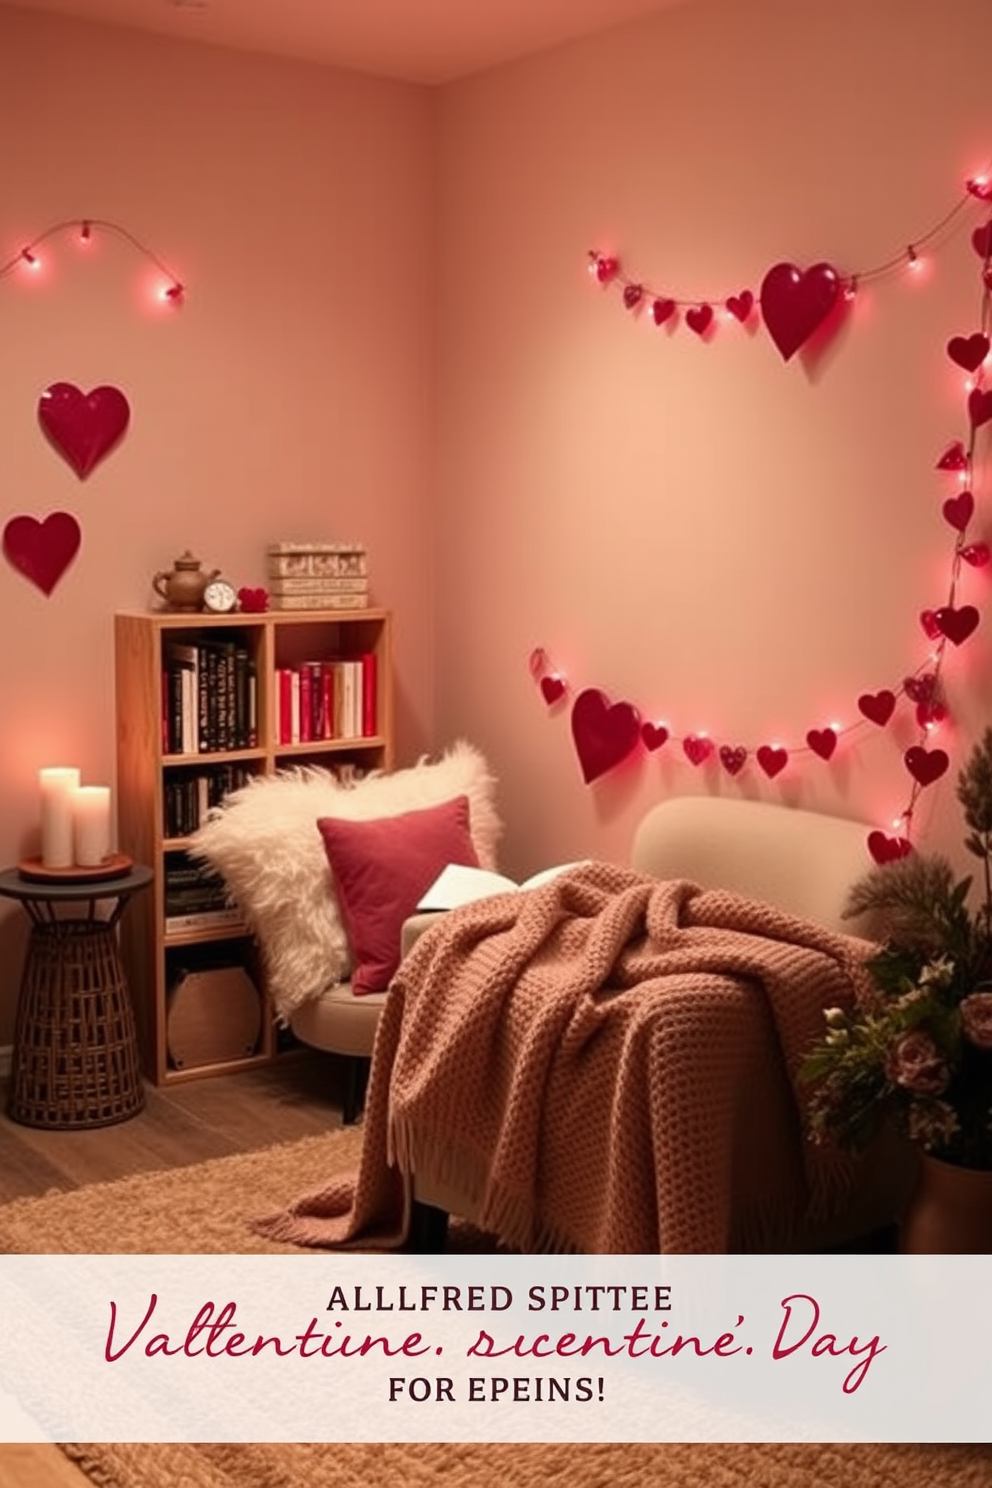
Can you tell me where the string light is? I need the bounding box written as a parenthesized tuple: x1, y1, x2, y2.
(1, 217, 185, 303)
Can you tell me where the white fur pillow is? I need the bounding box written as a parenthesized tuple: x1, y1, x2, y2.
(188, 740, 501, 1022)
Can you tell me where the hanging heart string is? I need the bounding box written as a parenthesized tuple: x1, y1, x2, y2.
(538, 185, 992, 861)
(0, 217, 185, 302)
(588, 165, 992, 354)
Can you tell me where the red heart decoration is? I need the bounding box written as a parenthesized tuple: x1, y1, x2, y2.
(623, 283, 644, 310)
(973, 221, 992, 260)
(719, 745, 747, 776)
(595, 255, 619, 283)
(867, 830, 914, 866)
(947, 333, 990, 372)
(686, 304, 713, 337)
(916, 699, 948, 729)
(935, 441, 968, 471)
(943, 489, 975, 531)
(540, 674, 567, 705)
(759, 261, 841, 362)
(806, 728, 837, 761)
(2, 511, 82, 595)
(651, 298, 676, 326)
(641, 721, 670, 752)
(904, 745, 949, 787)
(858, 690, 896, 727)
(683, 735, 714, 767)
(903, 673, 936, 704)
(968, 387, 992, 428)
(935, 604, 980, 646)
(37, 382, 130, 479)
(756, 744, 789, 778)
(570, 688, 641, 784)
(725, 291, 754, 322)
(920, 609, 942, 640)
(237, 586, 268, 613)
(962, 542, 991, 567)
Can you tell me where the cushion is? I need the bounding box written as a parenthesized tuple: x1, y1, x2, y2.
(317, 796, 479, 995)
(187, 740, 501, 1023)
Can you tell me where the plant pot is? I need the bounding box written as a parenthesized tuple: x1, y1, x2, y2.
(899, 1152, 992, 1253)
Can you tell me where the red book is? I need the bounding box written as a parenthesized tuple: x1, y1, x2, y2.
(298, 665, 313, 743)
(361, 652, 377, 737)
(277, 668, 292, 745)
(321, 662, 336, 740)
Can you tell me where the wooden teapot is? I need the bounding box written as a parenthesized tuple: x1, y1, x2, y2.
(152, 550, 220, 612)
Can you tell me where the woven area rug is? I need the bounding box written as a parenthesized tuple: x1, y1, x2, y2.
(0, 1124, 495, 1254)
(57, 1442, 992, 1488)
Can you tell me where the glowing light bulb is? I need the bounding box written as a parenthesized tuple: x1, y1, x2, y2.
(907, 246, 921, 272)
(20, 247, 39, 269)
(79, 220, 91, 244)
(843, 276, 858, 303)
(161, 282, 184, 303)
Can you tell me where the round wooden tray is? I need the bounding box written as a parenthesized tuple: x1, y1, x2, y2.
(17, 853, 135, 885)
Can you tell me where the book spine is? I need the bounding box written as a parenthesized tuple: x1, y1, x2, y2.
(165, 907, 245, 933)
(277, 668, 292, 745)
(299, 665, 313, 743)
(361, 651, 377, 737)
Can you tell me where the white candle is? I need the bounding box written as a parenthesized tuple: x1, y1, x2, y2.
(72, 785, 112, 867)
(40, 766, 81, 868)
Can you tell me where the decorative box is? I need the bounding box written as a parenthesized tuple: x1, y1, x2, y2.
(266, 541, 367, 579)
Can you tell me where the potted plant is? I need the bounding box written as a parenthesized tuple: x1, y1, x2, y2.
(801, 728, 992, 1250)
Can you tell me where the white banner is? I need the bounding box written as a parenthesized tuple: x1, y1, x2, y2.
(0, 1252, 987, 1442)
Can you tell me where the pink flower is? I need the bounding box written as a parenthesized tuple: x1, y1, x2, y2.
(960, 991, 992, 1050)
(885, 1030, 950, 1096)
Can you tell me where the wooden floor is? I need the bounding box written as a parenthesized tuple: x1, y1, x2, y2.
(0, 1048, 347, 1204)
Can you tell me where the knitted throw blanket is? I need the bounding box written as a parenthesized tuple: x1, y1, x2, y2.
(253, 862, 876, 1254)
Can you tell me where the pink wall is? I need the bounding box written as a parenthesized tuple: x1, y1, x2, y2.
(0, 6, 436, 1038)
(434, 0, 992, 880)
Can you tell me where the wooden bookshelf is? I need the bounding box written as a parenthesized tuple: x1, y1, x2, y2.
(114, 607, 393, 1084)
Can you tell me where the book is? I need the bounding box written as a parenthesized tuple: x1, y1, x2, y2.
(416, 859, 590, 912)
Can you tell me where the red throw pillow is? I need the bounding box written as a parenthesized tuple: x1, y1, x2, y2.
(316, 795, 479, 996)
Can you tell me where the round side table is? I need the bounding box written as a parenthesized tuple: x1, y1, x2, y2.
(0, 864, 153, 1129)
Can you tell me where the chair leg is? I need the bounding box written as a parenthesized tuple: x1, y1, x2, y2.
(407, 1200, 450, 1253)
(341, 1055, 369, 1125)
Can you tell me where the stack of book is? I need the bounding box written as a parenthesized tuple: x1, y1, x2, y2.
(266, 541, 369, 611)
(164, 860, 243, 934)
(274, 653, 376, 744)
(162, 764, 254, 839)
(162, 639, 258, 756)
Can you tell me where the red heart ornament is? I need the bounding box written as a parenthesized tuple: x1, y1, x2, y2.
(683, 735, 714, 767)
(759, 261, 841, 362)
(962, 542, 991, 567)
(947, 333, 990, 372)
(540, 674, 567, 705)
(686, 304, 713, 337)
(935, 441, 968, 472)
(935, 604, 980, 645)
(858, 690, 896, 727)
(920, 609, 942, 640)
(595, 255, 619, 283)
(973, 221, 992, 260)
(719, 745, 747, 776)
(904, 745, 949, 787)
(570, 688, 641, 784)
(622, 283, 644, 310)
(641, 721, 670, 752)
(756, 744, 789, 778)
(806, 727, 837, 761)
(2, 511, 82, 595)
(867, 830, 914, 866)
(968, 387, 992, 428)
(651, 298, 676, 326)
(942, 489, 975, 531)
(903, 673, 936, 704)
(725, 291, 754, 322)
(916, 699, 948, 729)
(37, 382, 130, 479)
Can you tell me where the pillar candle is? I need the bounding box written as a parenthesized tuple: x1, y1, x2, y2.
(72, 785, 112, 867)
(39, 767, 81, 868)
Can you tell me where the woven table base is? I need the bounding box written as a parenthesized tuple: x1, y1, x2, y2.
(9, 921, 145, 1129)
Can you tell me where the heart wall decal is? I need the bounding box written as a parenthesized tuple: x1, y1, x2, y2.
(3, 512, 82, 595)
(759, 261, 842, 362)
(38, 382, 131, 479)
(570, 688, 642, 784)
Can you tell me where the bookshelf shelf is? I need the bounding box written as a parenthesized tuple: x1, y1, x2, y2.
(114, 606, 393, 1084)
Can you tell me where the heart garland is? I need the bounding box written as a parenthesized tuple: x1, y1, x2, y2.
(2, 512, 82, 595)
(37, 382, 130, 478)
(550, 179, 992, 854)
